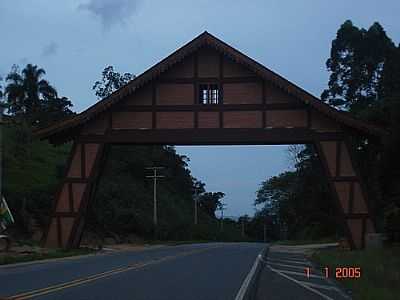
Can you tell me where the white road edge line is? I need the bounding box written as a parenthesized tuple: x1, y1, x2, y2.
(266, 262, 311, 270)
(267, 258, 312, 266)
(234, 251, 263, 300)
(267, 265, 336, 300)
(297, 280, 341, 291)
(274, 269, 325, 279)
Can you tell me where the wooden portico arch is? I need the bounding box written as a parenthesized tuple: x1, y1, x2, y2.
(37, 32, 385, 249)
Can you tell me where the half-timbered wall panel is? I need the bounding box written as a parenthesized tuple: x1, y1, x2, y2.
(156, 83, 194, 105)
(72, 183, 86, 212)
(353, 183, 368, 213)
(198, 112, 220, 128)
(67, 144, 82, 178)
(44, 142, 104, 249)
(157, 112, 194, 128)
(198, 48, 220, 78)
(85, 144, 101, 177)
(223, 111, 262, 128)
(334, 182, 350, 213)
(81, 114, 108, 135)
(56, 185, 70, 212)
(223, 82, 263, 104)
(347, 219, 363, 249)
(45, 218, 58, 247)
(339, 142, 356, 177)
(265, 110, 307, 128)
(317, 139, 375, 249)
(112, 112, 152, 129)
(60, 217, 75, 247)
(223, 57, 255, 77)
(311, 110, 341, 132)
(320, 141, 337, 176)
(161, 55, 194, 78)
(266, 83, 299, 104)
(124, 86, 153, 106)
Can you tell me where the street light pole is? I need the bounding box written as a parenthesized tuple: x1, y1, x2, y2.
(145, 167, 165, 227)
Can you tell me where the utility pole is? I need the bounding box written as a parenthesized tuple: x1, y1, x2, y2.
(219, 202, 226, 232)
(145, 167, 165, 228)
(194, 189, 199, 225)
(241, 217, 246, 238)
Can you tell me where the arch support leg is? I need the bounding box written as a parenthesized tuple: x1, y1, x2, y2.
(43, 142, 106, 249)
(315, 140, 376, 249)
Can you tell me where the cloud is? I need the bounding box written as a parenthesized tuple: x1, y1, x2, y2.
(42, 41, 58, 57)
(78, 0, 140, 29)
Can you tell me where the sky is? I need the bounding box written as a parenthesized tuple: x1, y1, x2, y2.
(1, 0, 399, 216)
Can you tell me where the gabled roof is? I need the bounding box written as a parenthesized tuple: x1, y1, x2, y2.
(36, 31, 387, 142)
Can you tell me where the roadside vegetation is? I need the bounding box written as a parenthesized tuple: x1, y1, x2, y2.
(0, 247, 95, 266)
(312, 247, 400, 300)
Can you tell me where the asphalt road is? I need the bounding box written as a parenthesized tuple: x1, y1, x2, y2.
(0, 242, 265, 300)
(255, 245, 351, 300)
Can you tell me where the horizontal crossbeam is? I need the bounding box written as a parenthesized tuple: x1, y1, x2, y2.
(77, 128, 345, 145)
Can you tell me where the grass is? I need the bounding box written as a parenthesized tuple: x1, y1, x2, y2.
(311, 246, 400, 300)
(0, 248, 96, 266)
(274, 237, 337, 246)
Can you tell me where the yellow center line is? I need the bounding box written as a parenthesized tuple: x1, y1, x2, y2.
(6, 245, 222, 300)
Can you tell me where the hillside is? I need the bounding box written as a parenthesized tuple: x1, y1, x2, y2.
(2, 122, 245, 243)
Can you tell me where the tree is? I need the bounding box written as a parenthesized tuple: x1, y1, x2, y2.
(5, 64, 73, 126)
(198, 192, 225, 218)
(92, 66, 134, 99)
(192, 178, 206, 195)
(0, 75, 3, 102)
(321, 21, 395, 114)
(255, 145, 339, 240)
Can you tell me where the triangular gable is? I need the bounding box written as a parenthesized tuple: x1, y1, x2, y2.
(36, 31, 387, 142)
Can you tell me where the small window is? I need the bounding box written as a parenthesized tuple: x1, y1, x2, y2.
(199, 84, 220, 104)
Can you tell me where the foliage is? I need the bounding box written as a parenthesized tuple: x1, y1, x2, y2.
(0, 247, 95, 265)
(85, 145, 240, 241)
(321, 20, 395, 113)
(198, 192, 225, 218)
(254, 145, 340, 241)
(92, 66, 134, 99)
(4, 64, 73, 127)
(0, 75, 3, 101)
(2, 123, 70, 234)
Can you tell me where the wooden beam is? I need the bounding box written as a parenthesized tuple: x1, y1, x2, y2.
(157, 76, 261, 84)
(113, 103, 307, 112)
(68, 182, 74, 213)
(77, 128, 346, 145)
(314, 141, 356, 249)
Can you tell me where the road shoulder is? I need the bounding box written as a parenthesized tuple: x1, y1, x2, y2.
(253, 244, 351, 300)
